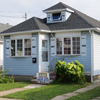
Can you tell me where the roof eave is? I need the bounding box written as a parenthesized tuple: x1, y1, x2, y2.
(43, 8, 67, 13)
(51, 28, 97, 33)
(0, 29, 51, 36)
(0, 28, 98, 36)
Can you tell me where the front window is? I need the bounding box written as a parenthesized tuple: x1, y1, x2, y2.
(11, 39, 31, 57)
(56, 37, 80, 55)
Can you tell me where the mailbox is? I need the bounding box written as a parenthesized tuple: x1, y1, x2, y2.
(32, 58, 36, 63)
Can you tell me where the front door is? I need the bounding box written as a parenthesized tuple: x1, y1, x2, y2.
(41, 39, 49, 72)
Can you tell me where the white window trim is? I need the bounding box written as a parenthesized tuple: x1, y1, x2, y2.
(10, 38, 32, 57)
(56, 36, 81, 56)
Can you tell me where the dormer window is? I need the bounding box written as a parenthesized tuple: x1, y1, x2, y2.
(47, 11, 71, 23)
(52, 13, 62, 21)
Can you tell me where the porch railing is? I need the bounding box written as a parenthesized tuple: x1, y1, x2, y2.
(48, 57, 66, 72)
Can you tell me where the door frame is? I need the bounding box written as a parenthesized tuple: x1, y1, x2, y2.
(38, 33, 49, 72)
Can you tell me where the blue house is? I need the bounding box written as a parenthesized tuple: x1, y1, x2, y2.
(0, 2, 100, 82)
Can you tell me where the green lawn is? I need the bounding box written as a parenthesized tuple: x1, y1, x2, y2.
(0, 82, 30, 91)
(66, 86, 100, 100)
(3, 83, 89, 100)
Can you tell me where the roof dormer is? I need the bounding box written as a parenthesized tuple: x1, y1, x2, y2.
(43, 2, 74, 23)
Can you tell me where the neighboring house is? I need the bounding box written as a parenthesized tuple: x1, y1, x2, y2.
(0, 23, 12, 67)
(0, 2, 100, 82)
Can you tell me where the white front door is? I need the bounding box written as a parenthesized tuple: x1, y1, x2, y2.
(41, 39, 49, 72)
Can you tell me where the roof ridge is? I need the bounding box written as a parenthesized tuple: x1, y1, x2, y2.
(33, 17, 42, 30)
(34, 17, 50, 30)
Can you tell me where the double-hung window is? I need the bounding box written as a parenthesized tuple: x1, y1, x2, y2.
(11, 39, 31, 57)
(56, 37, 80, 55)
(73, 37, 80, 54)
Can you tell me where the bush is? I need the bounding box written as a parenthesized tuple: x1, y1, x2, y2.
(0, 69, 14, 83)
(54, 60, 86, 84)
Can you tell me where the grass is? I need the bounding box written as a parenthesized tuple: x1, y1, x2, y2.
(66, 86, 100, 100)
(2, 83, 90, 100)
(0, 81, 30, 91)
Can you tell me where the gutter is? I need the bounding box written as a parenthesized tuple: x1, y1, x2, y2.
(51, 28, 97, 33)
(0, 28, 97, 36)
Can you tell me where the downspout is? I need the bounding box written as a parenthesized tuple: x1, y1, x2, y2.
(89, 29, 93, 82)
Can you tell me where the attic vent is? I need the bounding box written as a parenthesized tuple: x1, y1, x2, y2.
(52, 13, 62, 21)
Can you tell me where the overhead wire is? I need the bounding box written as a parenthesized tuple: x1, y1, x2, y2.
(0, 15, 25, 18)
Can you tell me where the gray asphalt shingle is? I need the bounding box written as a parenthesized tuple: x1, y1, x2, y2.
(1, 2, 100, 34)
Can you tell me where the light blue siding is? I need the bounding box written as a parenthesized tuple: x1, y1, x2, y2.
(49, 31, 91, 73)
(4, 33, 39, 76)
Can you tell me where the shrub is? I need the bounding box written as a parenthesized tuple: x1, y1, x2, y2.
(54, 60, 86, 84)
(0, 69, 14, 83)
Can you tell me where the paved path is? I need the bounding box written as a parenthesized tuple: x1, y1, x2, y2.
(0, 84, 45, 100)
(51, 82, 100, 100)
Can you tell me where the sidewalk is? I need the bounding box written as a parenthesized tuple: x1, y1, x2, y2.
(0, 84, 45, 100)
(51, 82, 100, 100)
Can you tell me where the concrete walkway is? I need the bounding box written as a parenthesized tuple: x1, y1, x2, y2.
(51, 82, 100, 100)
(0, 84, 45, 100)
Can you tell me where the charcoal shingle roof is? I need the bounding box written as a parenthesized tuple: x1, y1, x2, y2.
(1, 2, 100, 34)
(43, 2, 68, 11)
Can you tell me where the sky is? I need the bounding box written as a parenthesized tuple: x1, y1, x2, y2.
(0, 0, 100, 26)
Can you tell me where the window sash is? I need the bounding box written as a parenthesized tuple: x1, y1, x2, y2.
(17, 39, 23, 56)
(64, 37, 71, 54)
(24, 39, 31, 56)
(11, 40, 15, 56)
(56, 38, 62, 55)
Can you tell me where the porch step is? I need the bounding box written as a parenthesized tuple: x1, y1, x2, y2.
(31, 72, 56, 84)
